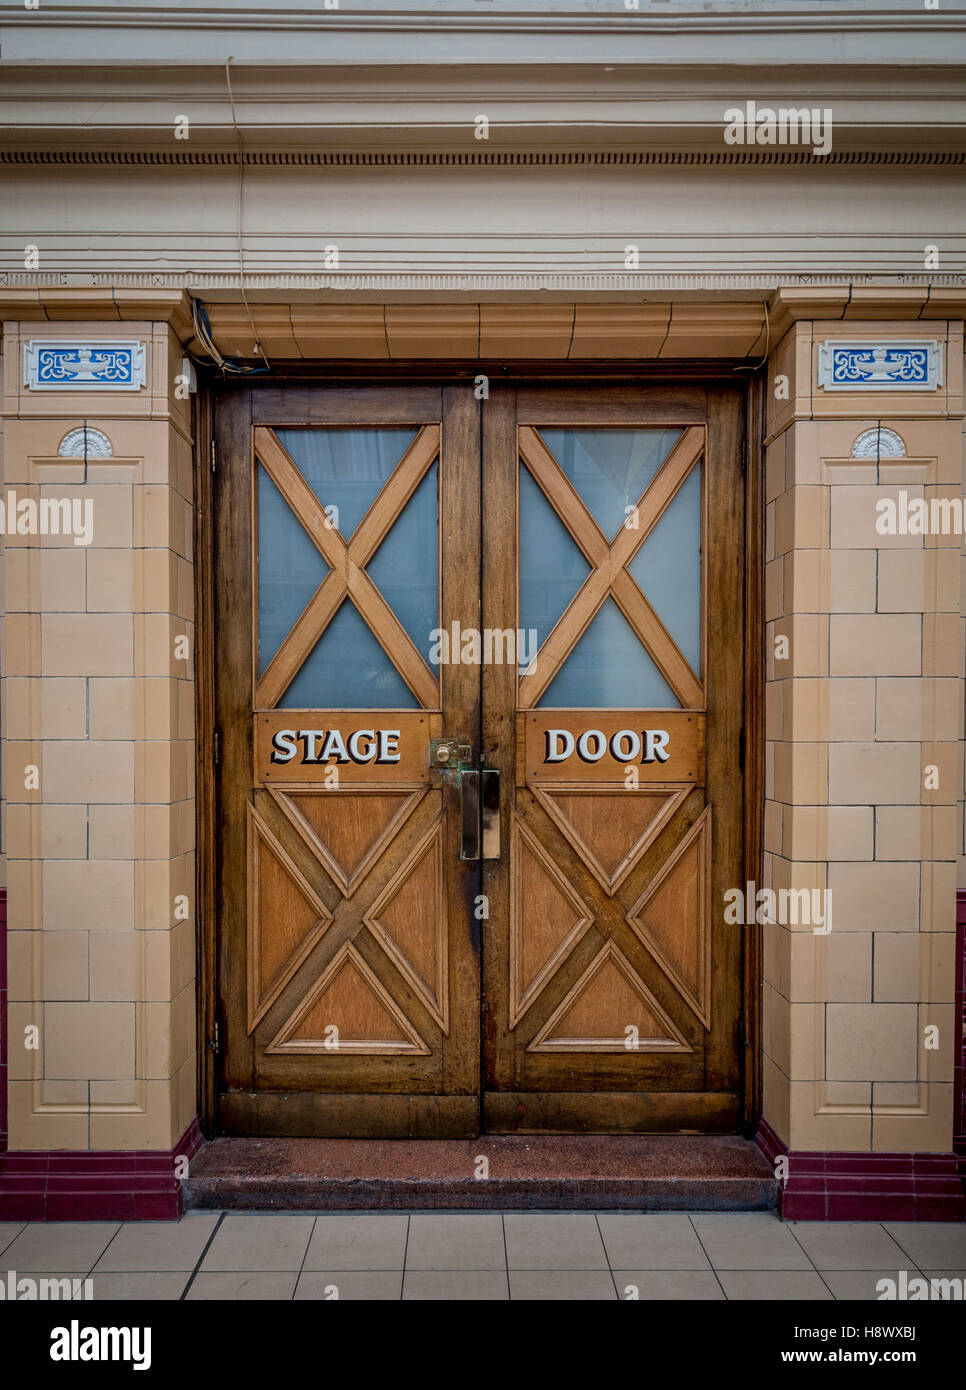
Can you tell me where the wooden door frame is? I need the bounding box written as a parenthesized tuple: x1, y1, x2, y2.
(194, 362, 764, 1139)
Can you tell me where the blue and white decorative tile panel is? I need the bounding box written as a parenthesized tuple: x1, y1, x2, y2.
(817, 340, 943, 392)
(23, 340, 147, 392)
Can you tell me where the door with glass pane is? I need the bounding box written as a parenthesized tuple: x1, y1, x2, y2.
(213, 386, 481, 1137)
(481, 385, 745, 1132)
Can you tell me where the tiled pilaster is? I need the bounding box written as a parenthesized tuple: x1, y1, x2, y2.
(1, 319, 196, 1151)
(762, 318, 965, 1156)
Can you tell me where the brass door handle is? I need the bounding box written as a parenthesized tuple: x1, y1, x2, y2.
(460, 768, 480, 860)
(458, 765, 500, 861)
(481, 768, 500, 859)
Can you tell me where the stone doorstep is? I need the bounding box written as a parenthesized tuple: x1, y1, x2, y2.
(183, 1134, 778, 1214)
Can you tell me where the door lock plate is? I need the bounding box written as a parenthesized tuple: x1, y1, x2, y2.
(430, 738, 471, 769)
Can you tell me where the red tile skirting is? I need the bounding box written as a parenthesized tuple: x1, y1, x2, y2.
(0, 888, 7, 1153)
(0, 1117, 204, 1222)
(754, 888, 966, 1222)
(757, 1119, 966, 1222)
(955, 889, 966, 1179)
(0, 882, 205, 1220)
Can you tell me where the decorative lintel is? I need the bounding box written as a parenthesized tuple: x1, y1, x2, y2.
(23, 339, 146, 392)
(817, 339, 943, 392)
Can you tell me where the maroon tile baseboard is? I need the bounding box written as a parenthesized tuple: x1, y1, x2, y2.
(757, 1119, 966, 1223)
(0, 1117, 204, 1222)
(0, 888, 7, 1154)
(955, 889, 966, 1180)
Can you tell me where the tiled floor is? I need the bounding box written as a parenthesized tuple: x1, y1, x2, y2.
(0, 1212, 963, 1300)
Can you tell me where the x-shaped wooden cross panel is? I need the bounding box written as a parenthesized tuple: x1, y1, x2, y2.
(517, 425, 705, 710)
(253, 425, 441, 711)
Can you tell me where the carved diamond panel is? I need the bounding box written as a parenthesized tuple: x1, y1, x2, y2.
(267, 941, 430, 1056)
(532, 784, 691, 896)
(509, 816, 593, 1027)
(365, 817, 449, 1032)
(625, 807, 712, 1029)
(528, 941, 691, 1054)
(246, 805, 333, 1033)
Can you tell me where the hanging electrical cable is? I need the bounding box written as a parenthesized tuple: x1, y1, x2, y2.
(189, 298, 268, 377)
(186, 58, 272, 379)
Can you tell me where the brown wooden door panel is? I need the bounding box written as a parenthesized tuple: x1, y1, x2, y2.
(247, 783, 447, 1088)
(515, 385, 710, 426)
(495, 789, 708, 1092)
(213, 376, 747, 1138)
(252, 385, 446, 426)
(214, 384, 481, 1136)
(481, 383, 745, 1132)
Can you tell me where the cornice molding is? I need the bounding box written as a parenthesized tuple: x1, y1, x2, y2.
(2, 149, 965, 167)
(4, 275, 966, 291)
(3, 3, 966, 72)
(4, 44, 964, 154)
(4, 293, 962, 368)
(3, 281, 965, 324)
(0, 288, 194, 338)
(3, 1, 966, 38)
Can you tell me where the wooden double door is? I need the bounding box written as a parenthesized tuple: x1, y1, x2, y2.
(212, 379, 747, 1137)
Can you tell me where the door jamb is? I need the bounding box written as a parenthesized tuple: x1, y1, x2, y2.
(193, 383, 219, 1138)
(742, 368, 766, 1135)
(193, 363, 764, 1138)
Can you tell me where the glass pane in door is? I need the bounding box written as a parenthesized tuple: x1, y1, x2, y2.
(538, 597, 679, 708)
(538, 428, 683, 539)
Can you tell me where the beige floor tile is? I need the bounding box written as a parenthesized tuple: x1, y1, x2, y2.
(508, 1270, 616, 1300)
(597, 1214, 712, 1270)
(614, 1271, 724, 1300)
(94, 1213, 220, 1272)
(199, 1214, 314, 1272)
(503, 1213, 608, 1270)
(90, 1272, 190, 1300)
(0, 1223, 26, 1255)
(295, 1271, 403, 1301)
(405, 1214, 506, 1270)
(883, 1223, 966, 1269)
(788, 1221, 909, 1270)
(718, 1270, 833, 1300)
(186, 1272, 298, 1300)
(689, 1213, 813, 1270)
(403, 1270, 509, 1300)
(2, 1222, 119, 1273)
(302, 1214, 408, 1271)
(821, 1269, 926, 1300)
(920, 1270, 966, 1294)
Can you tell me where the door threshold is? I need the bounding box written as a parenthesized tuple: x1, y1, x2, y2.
(184, 1134, 777, 1212)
